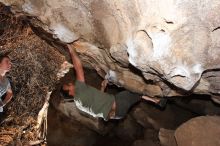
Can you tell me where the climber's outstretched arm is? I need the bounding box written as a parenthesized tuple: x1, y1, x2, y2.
(67, 44, 85, 82)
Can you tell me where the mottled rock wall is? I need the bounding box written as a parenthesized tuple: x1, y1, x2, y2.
(175, 116, 220, 146)
(1, 0, 220, 100)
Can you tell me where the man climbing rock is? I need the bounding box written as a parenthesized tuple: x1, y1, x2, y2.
(62, 42, 167, 120)
(0, 52, 13, 113)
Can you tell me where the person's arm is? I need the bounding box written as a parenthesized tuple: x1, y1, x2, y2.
(141, 95, 160, 103)
(108, 101, 116, 119)
(101, 79, 108, 92)
(2, 89, 13, 106)
(67, 44, 85, 82)
(142, 95, 167, 107)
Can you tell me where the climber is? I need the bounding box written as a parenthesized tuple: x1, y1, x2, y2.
(0, 52, 13, 113)
(62, 42, 167, 120)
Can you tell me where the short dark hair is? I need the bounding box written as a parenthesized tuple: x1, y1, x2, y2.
(59, 71, 75, 98)
(0, 52, 10, 63)
(60, 86, 69, 97)
(60, 85, 75, 99)
(60, 75, 74, 98)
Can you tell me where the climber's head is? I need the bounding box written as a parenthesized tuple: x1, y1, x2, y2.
(62, 82, 75, 97)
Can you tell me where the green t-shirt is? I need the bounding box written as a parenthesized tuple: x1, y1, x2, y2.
(74, 80, 115, 120)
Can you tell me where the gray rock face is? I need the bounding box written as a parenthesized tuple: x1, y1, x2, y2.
(1, 0, 220, 100)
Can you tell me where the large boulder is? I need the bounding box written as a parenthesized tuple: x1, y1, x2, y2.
(174, 116, 220, 146)
(1, 0, 220, 100)
(159, 116, 220, 146)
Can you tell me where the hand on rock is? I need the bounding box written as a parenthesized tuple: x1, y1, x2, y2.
(101, 79, 108, 88)
(101, 79, 108, 92)
(67, 44, 75, 54)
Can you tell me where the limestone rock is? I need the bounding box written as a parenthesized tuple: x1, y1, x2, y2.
(175, 116, 220, 146)
(174, 97, 220, 115)
(114, 115, 143, 141)
(131, 102, 194, 130)
(1, 0, 220, 100)
(47, 105, 98, 146)
(132, 139, 160, 146)
(159, 128, 177, 146)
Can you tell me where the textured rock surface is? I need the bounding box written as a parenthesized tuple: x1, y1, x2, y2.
(159, 128, 177, 146)
(47, 105, 98, 146)
(131, 102, 195, 130)
(132, 139, 160, 146)
(175, 116, 220, 146)
(159, 116, 220, 146)
(114, 115, 143, 141)
(1, 0, 220, 100)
